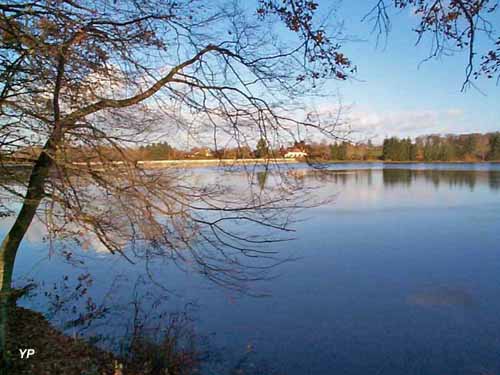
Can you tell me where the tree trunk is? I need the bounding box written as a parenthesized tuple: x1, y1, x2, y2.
(0, 148, 53, 371)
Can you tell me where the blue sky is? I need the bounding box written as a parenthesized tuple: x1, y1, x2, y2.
(310, 1, 500, 142)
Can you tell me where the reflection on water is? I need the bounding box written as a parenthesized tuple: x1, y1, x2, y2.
(407, 286, 476, 309)
(2, 163, 500, 375)
(382, 169, 497, 190)
(283, 166, 500, 192)
(256, 171, 269, 191)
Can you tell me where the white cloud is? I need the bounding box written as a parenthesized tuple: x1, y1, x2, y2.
(346, 108, 465, 143)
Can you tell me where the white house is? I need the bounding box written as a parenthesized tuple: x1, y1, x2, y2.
(284, 148, 308, 159)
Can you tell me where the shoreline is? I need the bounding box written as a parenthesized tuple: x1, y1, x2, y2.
(312, 160, 500, 164)
(7, 306, 115, 375)
(2, 159, 499, 169)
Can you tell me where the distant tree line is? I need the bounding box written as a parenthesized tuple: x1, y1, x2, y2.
(383, 133, 500, 162)
(4, 133, 500, 163)
(382, 138, 417, 161)
(327, 132, 500, 162)
(138, 142, 182, 160)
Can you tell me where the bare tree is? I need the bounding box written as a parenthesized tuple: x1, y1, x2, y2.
(0, 0, 356, 367)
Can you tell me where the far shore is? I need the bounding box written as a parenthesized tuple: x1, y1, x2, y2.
(2, 159, 499, 169)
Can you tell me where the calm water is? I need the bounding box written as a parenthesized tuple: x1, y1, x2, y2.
(3, 163, 500, 374)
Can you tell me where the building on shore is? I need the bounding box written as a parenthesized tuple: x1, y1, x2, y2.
(284, 148, 308, 159)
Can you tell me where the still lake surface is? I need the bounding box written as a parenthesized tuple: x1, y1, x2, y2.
(3, 162, 500, 374)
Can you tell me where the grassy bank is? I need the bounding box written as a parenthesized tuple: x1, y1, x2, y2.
(6, 305, 202, 375)
(7, 306, 115, 375)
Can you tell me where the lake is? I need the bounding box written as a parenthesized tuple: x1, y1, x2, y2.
(3, 162, 500, 374)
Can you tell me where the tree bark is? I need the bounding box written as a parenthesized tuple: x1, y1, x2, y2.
(0, 145, 53, 371)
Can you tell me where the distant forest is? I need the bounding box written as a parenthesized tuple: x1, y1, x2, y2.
(133, 132, 500, 162)
(4, 132, 500, 163)
(326, 132, 500, 162)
